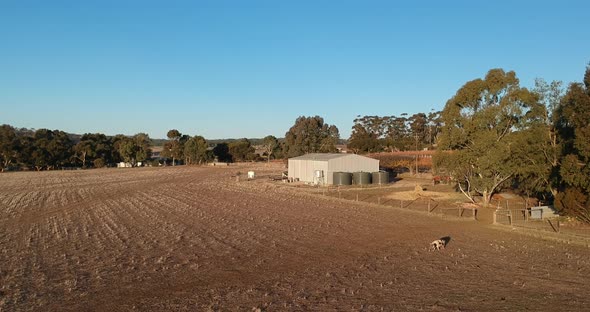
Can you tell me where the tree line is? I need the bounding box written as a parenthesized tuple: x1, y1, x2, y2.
(0, 115, 342, 171)
(0, 128, 154, 171)
(347, 112, 442, 154)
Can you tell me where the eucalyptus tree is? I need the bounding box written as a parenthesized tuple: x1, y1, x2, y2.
(554, 65, 590, 222)
(348, 123, 381, 154)
(262, 135, 280, 162)
(114, 133, 151, 166)
(435, 69, 544, 207)
(162, 129, 183, 165)
(284, 116, 340, 157)
(184, 135, 209, 165)
(0, 125, 19, 171)
(228, 138, 255, 162)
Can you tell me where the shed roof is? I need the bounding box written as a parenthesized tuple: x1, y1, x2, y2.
(289, 153, 357, 161)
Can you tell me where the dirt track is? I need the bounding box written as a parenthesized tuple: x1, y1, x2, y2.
(1, 164, 589, 311)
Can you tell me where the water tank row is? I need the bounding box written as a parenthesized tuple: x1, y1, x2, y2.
(332, 171, 389, 185)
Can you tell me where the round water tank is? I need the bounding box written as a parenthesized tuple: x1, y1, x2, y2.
(372, 171, 389, 184)
(353, 172, 372, 185)
(333, 172, 353, 185)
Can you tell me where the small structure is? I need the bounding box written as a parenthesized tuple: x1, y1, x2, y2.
(530, 206, 559, 219)
(288, 153, 379, 185)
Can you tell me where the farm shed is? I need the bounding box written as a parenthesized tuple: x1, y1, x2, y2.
(288, 153, 379, 185)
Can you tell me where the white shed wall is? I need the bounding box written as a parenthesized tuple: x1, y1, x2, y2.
(326, 155, 379, 184)
(288, 154, 379, 185)
(288, 159, 329, 184)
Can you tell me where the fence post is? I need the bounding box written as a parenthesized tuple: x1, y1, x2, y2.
(493, 211, 497, 224)
(356, 194, 359, 202)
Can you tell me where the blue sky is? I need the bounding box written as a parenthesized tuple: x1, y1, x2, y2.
(1, 1, 588, 140)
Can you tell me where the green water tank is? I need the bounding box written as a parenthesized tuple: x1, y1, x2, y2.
(333, 172, 353, 185)
(353, 172, 372, 185)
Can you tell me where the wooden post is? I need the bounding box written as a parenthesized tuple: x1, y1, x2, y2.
(493, 211, 497, 224)
(428, 199, 431, 213)
(356, 194, 359, 202)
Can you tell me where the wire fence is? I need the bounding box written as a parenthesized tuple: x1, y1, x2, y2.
(310, 186, 590, 241)
(318, 188, 477, 221)
(493, 209, 590, 240)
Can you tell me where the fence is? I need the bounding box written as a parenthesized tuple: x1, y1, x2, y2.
(492, 209, 590, 239)
(319, 188, 477, 221)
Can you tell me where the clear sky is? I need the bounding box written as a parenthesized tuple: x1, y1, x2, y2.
(1, 0, 589, 140)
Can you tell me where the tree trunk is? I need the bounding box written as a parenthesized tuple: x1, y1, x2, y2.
(482, 190, 491, 208)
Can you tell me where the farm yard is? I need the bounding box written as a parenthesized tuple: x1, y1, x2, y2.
(1, 164, 590, 311)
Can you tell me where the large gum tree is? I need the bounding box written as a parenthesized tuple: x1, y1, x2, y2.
(434, 69, 544, 207)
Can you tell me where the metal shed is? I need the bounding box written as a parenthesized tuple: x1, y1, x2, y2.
(288, 153, 379, 185)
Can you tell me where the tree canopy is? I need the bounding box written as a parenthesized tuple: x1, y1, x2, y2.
(434, 69, 545, 207)
(284, 116, 340, 157)
(554, 66, 590, 222)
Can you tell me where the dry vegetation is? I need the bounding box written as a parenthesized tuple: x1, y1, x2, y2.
(1, 164, 590, 311)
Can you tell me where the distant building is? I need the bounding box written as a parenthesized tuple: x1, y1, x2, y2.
(335, 144, 349, 153)
(288, 153, 379, 185)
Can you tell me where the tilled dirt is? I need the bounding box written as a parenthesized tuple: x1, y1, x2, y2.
(1, 164, 589, 311)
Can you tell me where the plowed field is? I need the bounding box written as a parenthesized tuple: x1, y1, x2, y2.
(1, 164, 589, 311)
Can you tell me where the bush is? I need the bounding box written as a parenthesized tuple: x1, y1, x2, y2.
(93, 158, 106, 168)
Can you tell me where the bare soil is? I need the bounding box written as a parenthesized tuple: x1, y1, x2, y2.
(1, 164, 590, 311)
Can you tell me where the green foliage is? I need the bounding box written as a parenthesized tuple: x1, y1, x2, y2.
(28, 129, 74, 170)
(284, 116, 340, 157)
(93, 158, 106, 168)
(228, 138, 255, 162)
(0, 125, 19, 171)
(73, 133, 114, 168)
(348, 123, 380, 153)
(553, 66, 590, 222)
(435, 68, 545, 206)
(213, 143, 231, 162)
(347, 112, 442, 153)
(262, 135, 280, 162)
(161, 129, 183, 165)
(184, 135, 210, 164)
(114, 133, 151, 166)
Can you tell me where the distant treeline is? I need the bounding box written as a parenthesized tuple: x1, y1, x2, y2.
(0, 115, 343, 171)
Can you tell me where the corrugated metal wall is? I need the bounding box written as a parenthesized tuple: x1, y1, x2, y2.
(327, 155, 378, 184)
(288, 154, 379, 185)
